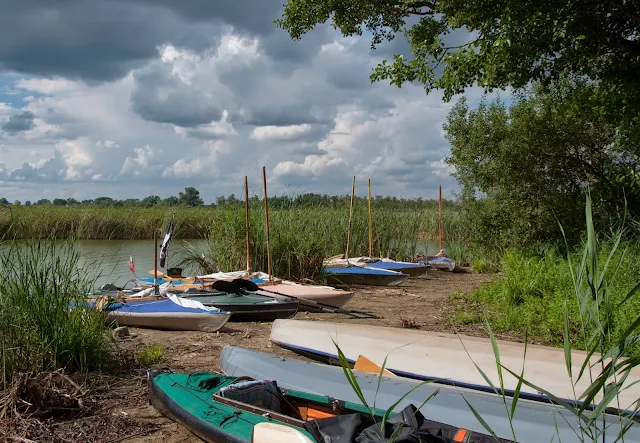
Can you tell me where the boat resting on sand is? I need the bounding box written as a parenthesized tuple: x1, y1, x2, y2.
(141, 271, 354, 311)
(220, 346, 640, 443)
(269, 319, 640, 415)
(148, 369, 512, 443)
(179, 289, 299, 322)
(324, 255, 427, 278)
(416, 255, 456, 271)
(196, 271, 355, 311)
(322, 265, 409, 287)
(104, 295, 231, 332)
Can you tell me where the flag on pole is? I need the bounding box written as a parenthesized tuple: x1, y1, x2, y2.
(128, 256, 135, 273)
(159, 213, 175, 268)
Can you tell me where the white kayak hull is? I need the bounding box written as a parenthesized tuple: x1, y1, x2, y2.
(106, 311, 231, 332)
(220, 346, 640, 443)
(269, 319, 640, 412)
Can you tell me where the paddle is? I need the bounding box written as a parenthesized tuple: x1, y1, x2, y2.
(230, 279, 380, 319)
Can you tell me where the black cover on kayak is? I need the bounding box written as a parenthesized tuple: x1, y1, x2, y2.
(304, 404, 514, 443)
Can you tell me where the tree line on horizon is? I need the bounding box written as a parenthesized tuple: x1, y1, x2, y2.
(0, 186, 455, 210)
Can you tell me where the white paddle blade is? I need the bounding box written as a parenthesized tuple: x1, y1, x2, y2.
(250, 422, 314, 443)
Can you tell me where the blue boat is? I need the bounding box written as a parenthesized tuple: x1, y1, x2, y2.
(103, 297, 232, 332)
(364, 259, 428, 277)
(323, 265, 409, 286)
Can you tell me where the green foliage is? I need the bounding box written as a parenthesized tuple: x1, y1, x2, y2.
(444, 78, 640, 249)
(0, 239, 115, 384)
(136, 343, 165, 367)
(178, 187, 204, 207)
(453, 243, 640, 359)
(277, 0, 640, 121)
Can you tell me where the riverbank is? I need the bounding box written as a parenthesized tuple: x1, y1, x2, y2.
(0, 269, 496, 442)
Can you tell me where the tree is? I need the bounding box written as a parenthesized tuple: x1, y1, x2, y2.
(277, 0, 640, 118)
(0, 198, 9, 205)
(162, 196, 179, 206)
(178, 187, 204, 207)
(141, 195, 161, 208)
(36, 199, 51, 205)
(52, 198, 67, 206)
(444, 78, 640, 247)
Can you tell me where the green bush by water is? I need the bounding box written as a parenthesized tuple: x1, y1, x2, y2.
(0, 239, 115, 385)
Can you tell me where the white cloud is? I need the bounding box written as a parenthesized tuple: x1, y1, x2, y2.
(0, 1, 509, 203)
(250, 124, 313, 142)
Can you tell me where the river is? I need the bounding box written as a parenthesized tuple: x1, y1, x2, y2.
(71, 239, 207, 288)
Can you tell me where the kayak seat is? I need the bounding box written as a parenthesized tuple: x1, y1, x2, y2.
(218, 379, 283, 413)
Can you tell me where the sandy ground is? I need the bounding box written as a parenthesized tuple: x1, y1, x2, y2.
(7, 269, 496, 442)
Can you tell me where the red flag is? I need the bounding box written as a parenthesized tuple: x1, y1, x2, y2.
(128, 256, 135, 273)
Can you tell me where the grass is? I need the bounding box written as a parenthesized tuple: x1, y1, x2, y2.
(0, 237, 115, 388)
(337, 194, 640, 442)
(451, 243, 640, 359)
(136, 344, 165, 367)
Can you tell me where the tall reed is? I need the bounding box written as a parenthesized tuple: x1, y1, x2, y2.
(0, 237, 114, 385)
(178, 205, 448, 281)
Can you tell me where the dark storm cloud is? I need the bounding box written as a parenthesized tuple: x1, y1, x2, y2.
(0, 0, 322, 83)
(1, 110, 36, 134)
(130, 64, 225, 127)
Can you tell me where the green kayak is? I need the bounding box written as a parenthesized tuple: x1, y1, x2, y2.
(148, 370, 514, 443)
(176, 290, 299, 322)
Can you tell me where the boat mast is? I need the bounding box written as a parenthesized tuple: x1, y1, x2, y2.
(244, 175, 251, 273)
(262, 166, 272, 281)
(345, 176, 355, 261)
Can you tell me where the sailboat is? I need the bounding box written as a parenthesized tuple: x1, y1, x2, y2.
(322, 177, 419, 286)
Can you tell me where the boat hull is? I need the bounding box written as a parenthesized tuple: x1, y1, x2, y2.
(364, 260, 428, 277)
(325, 268, 409, 286)
(220, 346, 640, 443)
(105, 299, 231, 332)
(269, 319, 640, 413)
(181, 292, 299, 322)
(259, 283, 353, 311)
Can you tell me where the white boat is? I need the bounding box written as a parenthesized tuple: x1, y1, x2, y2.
(196, 270, 354, 310)
(269, 319, 640, 413)
(220, 346, 640, 443)
(105, 294, 231, 332)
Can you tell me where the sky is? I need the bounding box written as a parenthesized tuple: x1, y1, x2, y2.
(0, 0, 500, 204)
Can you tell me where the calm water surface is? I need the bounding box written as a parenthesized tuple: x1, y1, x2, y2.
(72, 239, 207, 288)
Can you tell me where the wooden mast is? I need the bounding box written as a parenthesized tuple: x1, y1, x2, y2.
(244, 175, 251, 272)
(153, 231, 158, 295)
(367, 178, 373, 257)
(262, 167, 272, 281)
(438, 185, 443, 253)
(345, 176, 355, 260)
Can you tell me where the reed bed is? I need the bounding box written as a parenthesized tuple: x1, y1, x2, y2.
(0, 238, 115, 386)
(0, 203, 467, 242)
(177, 205, 467, 281)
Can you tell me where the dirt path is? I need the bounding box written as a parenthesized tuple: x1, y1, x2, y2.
(13, 270, 495, 442)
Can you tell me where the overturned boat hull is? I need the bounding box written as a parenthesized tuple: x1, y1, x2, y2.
(323, 266, 409, 286)
(269, 319, 640, 413)
(220, 346, 640, 443)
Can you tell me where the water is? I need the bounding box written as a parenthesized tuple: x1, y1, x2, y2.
(70, 239, 207, 288)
